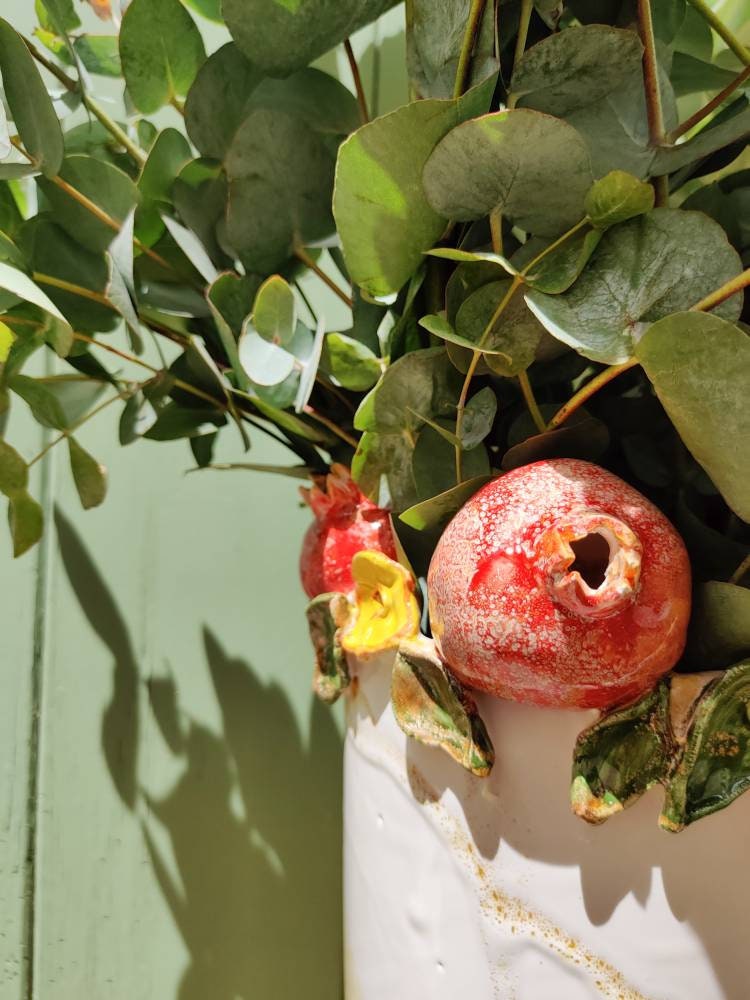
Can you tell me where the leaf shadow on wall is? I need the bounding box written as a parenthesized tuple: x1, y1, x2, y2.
(54, 510, 343, 1000)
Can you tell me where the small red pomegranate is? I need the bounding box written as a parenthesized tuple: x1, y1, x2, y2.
(428, 459, 691, 709)
(299, 464, 397, 599)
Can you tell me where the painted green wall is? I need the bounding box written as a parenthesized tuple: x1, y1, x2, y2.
(0, 5, 407, 998)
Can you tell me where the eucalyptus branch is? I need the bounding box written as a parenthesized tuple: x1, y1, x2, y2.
(344, 39, 370, 123)
(33, 272, 114, 307)
(667, 64, 750, 142)
(29, 390, 128, 467)
(686, 0, 750, 65)
(453, 0, 489, 99)
(302, 405, 359, 448)
(546, 360, 639, 430)
(729, 552, 750, 586)
(636, 0, 668, 206)
(24, 37, 147, 166)
(518, 370, 546, 433)
(294, 246, 353, 308)
(511, 0, 534, 78)
(690, 267, 750, 313)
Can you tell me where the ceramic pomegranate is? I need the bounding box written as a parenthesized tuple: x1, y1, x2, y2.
(428, 459, 691, 709)
(299, 464, 397, 599)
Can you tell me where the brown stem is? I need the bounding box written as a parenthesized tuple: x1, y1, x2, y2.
(294, 246, 353, 308)
(690, 267, 750, 313)
(344, 39, 370, 124)
(546, 359, 639, 431)
(511, 0, 534, 81)
(33, 272, 114, 307)
(303, 406, 358, 448)
(29, 391, 126, 467)
(518, 370, 546, 433)
(668, 64, 750, 142)
(637, 0, 666, 146)
(453, 0, 489, 99)
(729, 552, 750, 586)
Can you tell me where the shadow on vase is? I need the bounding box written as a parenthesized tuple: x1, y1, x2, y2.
(54, 509, 343, 1000)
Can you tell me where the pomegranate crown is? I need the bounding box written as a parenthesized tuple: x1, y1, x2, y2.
(300, 464, 365, 521)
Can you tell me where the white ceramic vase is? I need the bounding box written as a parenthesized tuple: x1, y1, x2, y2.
(343, 650, 750, 1000)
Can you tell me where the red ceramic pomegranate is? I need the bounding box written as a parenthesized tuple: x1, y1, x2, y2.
(428, 459, 691, 709)
(299, 464, 397, 599)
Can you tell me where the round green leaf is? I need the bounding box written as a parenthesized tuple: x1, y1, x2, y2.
(68, 436, 108, 510)
(253, 276, 297, 347)
(223, 0, 397, 77)
(320, 332, 381, 391)
(686, 582, 750, 669)
(526, 209, 743, 364)
(423, 109, 593, 237)
(0, 438, 28, 495)
(584, 170, 655, 229)
(455, 280, 543, 375)
(0, 17, 63, 177)
(119, 0, 205, 114)
(238, 328, 295, 387)
(636, 311, 750, 522)
(406, 0, 498, 99)
(509, 25, 643, 117)
(8, 489, 43, 558)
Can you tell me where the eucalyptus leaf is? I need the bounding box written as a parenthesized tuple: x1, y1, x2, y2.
(253, 276, 297, 347)
(223, 0, 397, 77)
(685, 582, 750, 670)
(423, 109, 593, 238)
(0, 438, 27, 495)
(0, 17, 64, 177)
(526, 210, 743, 364)
(455, 280, 543, 375)
(238, 328, 295, 387)
(636, 311, 750, 522)
(392, 640, 494, 776)
(412, 423, 489, 499)
(512, 228, 603, 294)
(0, 259, 74, 343)
(31, 374, 105, 426)
(652, 105, 750, 176)
(294, 317, 325, 414)
(461, 386, 497, 448)
(138, 128, 191, 209)
(68, 436, 107, 510)
(509, 25, 643, 117)
(399, 475, 492, 531)
(584, 170, 654, 228)
(502, 416, 610, 471)
(406, 0, 498, 99)
(670, 52, 741, 97)
(144, 402, 225, 441)
(321, 332, 381, 392)
(119, 0, 205, 114)
(8, 489, 43, 557)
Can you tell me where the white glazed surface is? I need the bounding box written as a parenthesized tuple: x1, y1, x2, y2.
(344, 651, 750, 1000)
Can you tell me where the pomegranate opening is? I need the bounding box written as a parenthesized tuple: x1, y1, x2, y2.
(569, 532, 611, 590)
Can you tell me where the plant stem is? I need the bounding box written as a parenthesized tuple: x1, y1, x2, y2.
(294, 246, 353, 308)
(686, 0, 750, 65)
(453, 0, 489, 99)
(729, 552, 750, 586)
(489, 206, 503, 256)
(29, 390, 127, 467)
(454, 275, 522, 482)
(344, 39, 370, 123)
(546, 359, 639, 430)
(511, 0, 534, 78)
(522, 218, 589, 276)
(25, 38, 147, 166)
(668, 64, 750, 142)
(33, 272, 114, 307)
(637, 0, 669, 204)
(169, 96, 185, 116)
(518, 370, 546, 433)
(303, 406, 358, 448)
(690, 267, 750, 313)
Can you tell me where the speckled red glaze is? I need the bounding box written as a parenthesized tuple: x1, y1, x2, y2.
(428, 459, 691, 709)
(299, 464, 397, 599)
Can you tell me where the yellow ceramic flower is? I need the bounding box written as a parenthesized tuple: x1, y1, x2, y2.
(341, 551, 420, 656)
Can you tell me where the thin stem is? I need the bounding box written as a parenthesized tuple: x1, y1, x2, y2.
(29, 391, 126, 467)
(169, 96, 185, 116)
(518, 370, 546, 433)
(294, 246, 353, 308)
(303, 406, 358, 448)
(668, 64, 750, 142)
(454, 275, 522, 481)
(344, 39, 370, 123)
(546, 359, 639, 431)
(729, 552, 750, 586)
(489, 206, 503, 255)
(521, 218, 588, 276)
(25, 38, 147, 166)
(687, 0, 750, 65)
(33, 272, 114, 307)
(512, 0, 534, 78)
(690, 267, 750, 313)
(453, 0, 489, 99)
(637, 0, 666, 146)
(294, 280, 319, 326)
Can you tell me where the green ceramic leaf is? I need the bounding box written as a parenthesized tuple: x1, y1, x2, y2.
(320, 333, 381, 392)
(661, 662, 750, 831)
(0, 439, 28, 496)
(68, 436, 108, 510)
(223, 0, 397, 76)
(527, 210, 743, 364)
(399, 475, 491, 531)
(225, 109, 335, 275)
(423, 109, 593, 238)
(584, 170, 655, 229)
(306, 592, 352, 705)
(0, 17, 64, 177)
(392, 640, 495, 777)
(636, 312, 750, 522)
(38, 155, 140, 254)
(119, 0, 205, 114)
(405, 0, 498, 99)
(685, 582, 750, 670)
(455, 280, 543, 375)
(334, 99, 468, 299)
(511, 228, 603, 294)
(509, 25, 643, 117)
(571, 680, 674, 824)
(7, 489, 43, 558)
